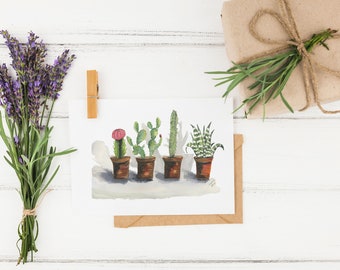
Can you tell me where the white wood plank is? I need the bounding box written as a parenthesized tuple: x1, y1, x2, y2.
(234, 118, 340, 190)
(0, 0, 225, 44)
(1, 188, 339, 261)
(1, 261, 340, 270)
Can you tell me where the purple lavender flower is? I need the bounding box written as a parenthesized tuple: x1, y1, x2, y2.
(0, 64, 22, 122)
(0, 30, 76, 128)
(18, 156, 24, 165)
(14, 135, 19, 145)
(43, 49, 76, 100)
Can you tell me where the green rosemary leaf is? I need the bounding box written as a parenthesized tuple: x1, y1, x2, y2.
(214, 79, 231, 87)
(205, 71, 229, 75)
(212, 76, 231, 80)
(232, 102, 247, 114)
(247, 95, 262, 115)
(264, 88, 276, 104)
(320, 41, 329, 50)
(280, 92, 294, 113)
(223, 73, 247, 98)
(273, 59, 298, 99)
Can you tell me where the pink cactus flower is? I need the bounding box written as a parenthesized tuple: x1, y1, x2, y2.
(112, 129, 126, 141)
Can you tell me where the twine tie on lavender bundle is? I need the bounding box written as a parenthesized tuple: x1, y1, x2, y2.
(21, 190, 51, 223)
(22, 209, 36, 218)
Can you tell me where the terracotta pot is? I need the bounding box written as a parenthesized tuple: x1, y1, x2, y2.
(136, 156, 156, 180)
(110, 156, 130, 179)
(162, 156, 183, 179)
(194, 156, 213, 180)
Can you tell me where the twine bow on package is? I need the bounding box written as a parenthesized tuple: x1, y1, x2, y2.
(220, 0, 340, 117)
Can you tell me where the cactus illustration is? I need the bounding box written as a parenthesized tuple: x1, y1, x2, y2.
(147, 117, 162, 156)
(127, 122, 147, 158)
(128, 118, 161, 180)
(127, 118, 162, 158)
(186, 122, 224, 158)
(112, 128, 127, 159)
(186, 122, 224, 180)
(163, 110, 183, 179)
(168, 110, 178, 157)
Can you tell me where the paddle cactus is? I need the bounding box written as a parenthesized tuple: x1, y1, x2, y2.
(127, 118, 162, 158)
(147, 117, 162, 156)
(127, 122, 147, 158)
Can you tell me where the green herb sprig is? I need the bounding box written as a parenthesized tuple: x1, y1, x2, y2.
(207, 28, 337, 117)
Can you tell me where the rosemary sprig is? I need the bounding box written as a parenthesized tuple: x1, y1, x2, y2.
(207, 28, 337, 117)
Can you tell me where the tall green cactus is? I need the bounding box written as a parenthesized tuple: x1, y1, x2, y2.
(126, 121, 147, 158)
(168, 110, 178, 157)
(147, 117, 162, 156)
(114, 139, 126, 158)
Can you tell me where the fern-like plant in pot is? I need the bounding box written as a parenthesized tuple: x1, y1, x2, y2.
(127, 118, 162, 180)
(186, 122, 224, 180)
(162, 110, 183, 179)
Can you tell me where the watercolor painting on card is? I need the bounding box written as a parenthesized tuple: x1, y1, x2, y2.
(69, 98, 235, 216)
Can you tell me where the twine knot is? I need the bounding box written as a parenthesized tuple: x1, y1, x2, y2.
(296, 43, 306, 55)
(20, 189, 52, 222)
(22, 208, 36, 218)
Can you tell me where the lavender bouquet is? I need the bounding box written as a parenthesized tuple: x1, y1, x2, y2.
(0, 31, 76, 264)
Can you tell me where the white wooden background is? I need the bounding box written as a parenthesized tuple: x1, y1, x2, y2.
(1, 0, 340, 269)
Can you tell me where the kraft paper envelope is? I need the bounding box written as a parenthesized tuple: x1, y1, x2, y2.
(114, 134, 243, 228)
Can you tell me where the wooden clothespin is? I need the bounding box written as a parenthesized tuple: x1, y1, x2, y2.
(87, 70, 99, 118)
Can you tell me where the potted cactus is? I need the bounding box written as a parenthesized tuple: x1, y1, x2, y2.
(162, 110, 183, 179)
(186, 122, 224, 180)
(110, 128, 130, 179)
(127, 118, 162, 180)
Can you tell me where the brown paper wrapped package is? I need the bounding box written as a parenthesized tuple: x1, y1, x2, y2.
(221, 0, 340, 117)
